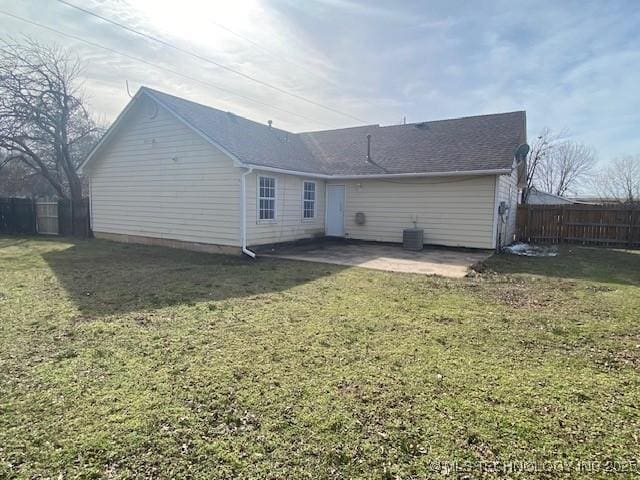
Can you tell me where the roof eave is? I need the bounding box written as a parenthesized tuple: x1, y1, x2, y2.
(243, 163, 512, 179)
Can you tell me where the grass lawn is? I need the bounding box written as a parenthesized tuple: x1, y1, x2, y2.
(1, 237, 639, 479)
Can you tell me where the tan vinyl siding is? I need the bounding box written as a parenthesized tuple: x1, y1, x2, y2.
(329, 176, 496, 249)
(87, 97, 241, 246)
(496, 168, 518, 245)
(246, 171, 325, 246)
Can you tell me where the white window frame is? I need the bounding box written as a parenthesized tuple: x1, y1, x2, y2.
(302, 180, 317, 222)
(257, 175, 277, 224)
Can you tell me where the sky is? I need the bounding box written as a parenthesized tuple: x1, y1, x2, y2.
(1, 0, 639, 166)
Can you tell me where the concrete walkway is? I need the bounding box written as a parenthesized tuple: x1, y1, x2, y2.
(263, 242, 492, 278)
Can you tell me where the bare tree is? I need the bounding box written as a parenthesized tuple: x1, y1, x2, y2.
(535, 141, 596, 196)
(522, 128, 565, 202)
(0, 38, 99, 203)
(594, 155, 640, 204)
(0, 155, 58, 197)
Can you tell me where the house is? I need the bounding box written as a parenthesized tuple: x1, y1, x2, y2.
(79, 87, 527, 255)
(524, 187, 579, 205)
(565, 195, 623, 205)
(524, 188, 599, 205)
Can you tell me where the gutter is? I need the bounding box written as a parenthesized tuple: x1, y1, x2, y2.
(240, 167, 256, 258)
(241, 164, 511, 179)
(491, 175, 501, 250)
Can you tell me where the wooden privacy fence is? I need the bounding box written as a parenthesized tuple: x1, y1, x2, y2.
(35, 201, 59, 235)
(517, 204, 640, 247)
(0, 197, 90, 237)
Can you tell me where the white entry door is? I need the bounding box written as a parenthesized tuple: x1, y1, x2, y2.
(326, 184, 345, 236)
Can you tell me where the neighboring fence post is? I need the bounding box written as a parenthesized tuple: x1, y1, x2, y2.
(629, 207, 635, 248)
(560, 206, 566, 244)
(58, 199, 68, 236)
(55, 198, 90, 238)
(32, 198, 37, 234)
(70, 198, 88, 238)
(9, 197, 16, 234)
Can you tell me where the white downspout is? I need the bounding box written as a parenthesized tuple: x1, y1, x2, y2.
(240, 167, 256, 258)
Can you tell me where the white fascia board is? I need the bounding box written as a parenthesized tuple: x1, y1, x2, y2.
(244, 163, 511, 179)
(330, 168, 512, 179)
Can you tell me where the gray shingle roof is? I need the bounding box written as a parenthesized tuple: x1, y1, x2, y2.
(144, 87, 526, 177)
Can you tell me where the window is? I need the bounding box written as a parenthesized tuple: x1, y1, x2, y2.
(258, 176, 276, 221)
(303, 181, 316, 220)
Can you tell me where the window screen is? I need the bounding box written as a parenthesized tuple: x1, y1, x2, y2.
(303, 181, 316, 219)
(258, 176, 276, 221)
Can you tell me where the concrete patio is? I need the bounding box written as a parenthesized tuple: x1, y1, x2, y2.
(262, 241, 492, 277)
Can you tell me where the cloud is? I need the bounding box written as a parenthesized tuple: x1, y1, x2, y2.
(302, 0, 418, 23)
(0, 0, 638, 160)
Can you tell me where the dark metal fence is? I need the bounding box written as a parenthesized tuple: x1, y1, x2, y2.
(0, 197, 90, 237)
(0, 198, 36, 234)
(58, 199, 91, 237)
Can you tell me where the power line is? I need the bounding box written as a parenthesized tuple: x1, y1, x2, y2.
(202, 13, 341, 89)
(205, 19, 382, 115)
(0, 9, 328, 127)
(0, 9, 336, 128)
(55, 0, 369, 124)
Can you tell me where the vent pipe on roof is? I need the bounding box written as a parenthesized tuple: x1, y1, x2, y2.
(268, 120, 273, 128)
(366, 134, 371, 162)
(364, 133, 389, 173)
